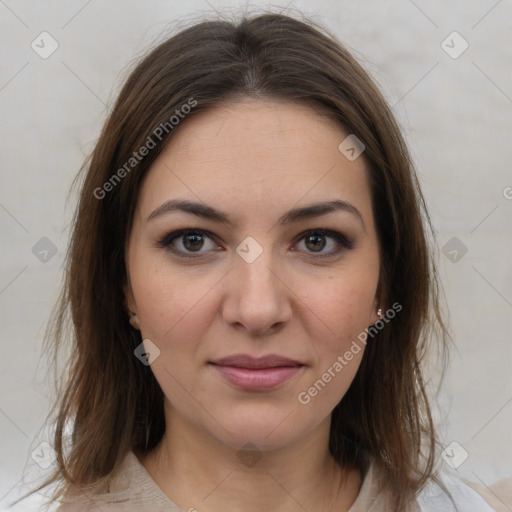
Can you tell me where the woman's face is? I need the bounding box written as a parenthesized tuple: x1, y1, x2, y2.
(124, 98, 381, 451)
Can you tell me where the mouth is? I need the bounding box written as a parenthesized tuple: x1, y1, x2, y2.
(208, 354, 305, 391)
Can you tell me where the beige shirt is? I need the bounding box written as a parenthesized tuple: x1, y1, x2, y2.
(57, 450, 498, 511)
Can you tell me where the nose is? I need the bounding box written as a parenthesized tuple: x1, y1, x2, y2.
(221, 248, 292, 337)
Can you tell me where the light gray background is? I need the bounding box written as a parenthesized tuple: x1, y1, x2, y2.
(1, 0, 511, 510)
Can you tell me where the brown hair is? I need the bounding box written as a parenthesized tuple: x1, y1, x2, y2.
(18, 10, 450, 510)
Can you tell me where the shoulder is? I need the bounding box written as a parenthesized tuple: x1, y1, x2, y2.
(415, 466, 498, 512)
(464, 475, 512, 512)
(57, 451, 181, 512)
(352, 457, 499, 512)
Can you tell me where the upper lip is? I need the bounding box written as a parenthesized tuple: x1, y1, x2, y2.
(210, 354, 304, 369)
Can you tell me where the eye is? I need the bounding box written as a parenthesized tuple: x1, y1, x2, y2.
(293, 229, 353, 258)
(157, 229, 221, 258)
(157, 228, 353, 260)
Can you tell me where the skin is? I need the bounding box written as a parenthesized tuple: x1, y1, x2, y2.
(124, 98, 382, 512)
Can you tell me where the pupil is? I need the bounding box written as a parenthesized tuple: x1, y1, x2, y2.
(184, 234, 203, 251)
(306, 235, 325, 252)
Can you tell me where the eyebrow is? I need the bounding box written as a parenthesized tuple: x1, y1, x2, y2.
(146, 199, 365, 229)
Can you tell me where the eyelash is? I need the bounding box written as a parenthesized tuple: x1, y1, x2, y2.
(156, 228, 354, 260)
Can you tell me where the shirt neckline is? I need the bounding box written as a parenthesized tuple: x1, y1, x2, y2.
(118, 449, 384, 511)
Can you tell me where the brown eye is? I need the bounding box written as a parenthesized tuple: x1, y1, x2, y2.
(182, 233, 205, 252)
(304, 234, 327, 252)
(157, 229, 221, 258)
(294, 229, 353, 258)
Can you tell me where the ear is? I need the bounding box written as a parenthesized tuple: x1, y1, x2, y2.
(369, 295, 381, 326)
(123, 282, 141, 330)
(369, 277, 385, 325)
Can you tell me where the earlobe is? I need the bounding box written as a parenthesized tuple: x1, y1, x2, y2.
(128, 311, 140, 330)
(369, 308, 382, 326)
(370, 292, 385, 326)
(123, 282, 140, 330)
(371, 275, 386, 325)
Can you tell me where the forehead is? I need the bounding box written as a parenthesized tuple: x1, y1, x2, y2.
(136, 98, 374, 226)
(164, 98, 348, 166)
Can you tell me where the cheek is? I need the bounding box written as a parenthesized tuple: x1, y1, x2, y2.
(294, 270, 377, 403)
(303, 270, 378, 347)
(295, 280, 373, 412)
(130, 254, 219, 342)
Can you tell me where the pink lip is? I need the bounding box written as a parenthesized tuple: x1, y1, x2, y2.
(209, 354, 305, 391)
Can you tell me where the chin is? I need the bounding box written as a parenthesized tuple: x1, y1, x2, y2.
(210, 407, 318, 453)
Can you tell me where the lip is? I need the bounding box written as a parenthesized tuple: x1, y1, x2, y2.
(211, 354, 303, 369)
(209, 354, 305, 391)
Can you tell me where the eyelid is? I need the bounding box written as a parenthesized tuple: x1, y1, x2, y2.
(293, 228, 353, 254)
(157, 227, 353, 259)
(156, 228, 222, 258)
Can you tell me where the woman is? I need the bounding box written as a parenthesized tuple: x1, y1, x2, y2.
(18, 11, 497, 512)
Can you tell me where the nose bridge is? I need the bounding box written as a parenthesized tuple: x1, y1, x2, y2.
(223, 239, 291, 334)
(237, 247, 277, 292)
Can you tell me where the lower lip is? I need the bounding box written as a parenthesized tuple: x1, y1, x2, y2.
(210, 364, 303, 391)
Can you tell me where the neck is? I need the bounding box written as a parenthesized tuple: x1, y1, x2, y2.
(137, 402, 362, 512)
